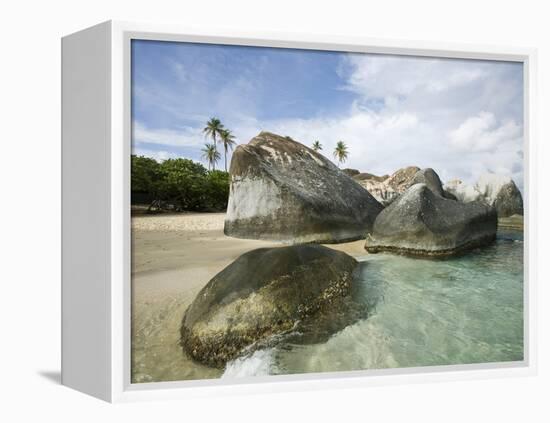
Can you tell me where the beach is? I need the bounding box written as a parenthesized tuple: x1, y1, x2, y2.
(132, 212, 523, 382)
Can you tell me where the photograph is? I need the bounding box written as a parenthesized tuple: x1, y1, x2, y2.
(130, 39, 524, 383)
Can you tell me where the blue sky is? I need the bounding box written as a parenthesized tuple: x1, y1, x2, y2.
(131, 39, 524, 188)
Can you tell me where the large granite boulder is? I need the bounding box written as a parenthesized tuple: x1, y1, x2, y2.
(224, 132, 383, 243)
(444, 174, 523, 217)
(365, 184, 497, 257)
(180, 245, 361, 367)
(477, 174, 523, 217)
(409, 168, 445, 196)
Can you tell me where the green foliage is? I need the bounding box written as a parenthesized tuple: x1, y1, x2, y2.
(312, 140, 322, 151)
(131, 155, 230, 212)
(131, 155, 162, 202)
(204, 170, 230, 210)
(203, 117, 224, 148)
(220, 129, 237, 172)
(201, 143, 221, 171)
(333, 140, 349, 167)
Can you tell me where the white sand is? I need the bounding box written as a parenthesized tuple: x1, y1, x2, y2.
(132, 212, 226, 232)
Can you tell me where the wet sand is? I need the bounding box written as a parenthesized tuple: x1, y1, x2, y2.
(131, 212, 366, 382)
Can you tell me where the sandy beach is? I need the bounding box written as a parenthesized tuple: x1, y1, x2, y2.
(131, 212, 367, 382)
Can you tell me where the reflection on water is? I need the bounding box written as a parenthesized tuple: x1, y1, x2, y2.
(223, 230, 524, 377)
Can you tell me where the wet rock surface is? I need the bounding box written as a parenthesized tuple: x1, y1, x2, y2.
(180, 244, 365, 367)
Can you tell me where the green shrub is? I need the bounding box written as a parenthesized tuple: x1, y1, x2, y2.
(131, 155, 230, 212)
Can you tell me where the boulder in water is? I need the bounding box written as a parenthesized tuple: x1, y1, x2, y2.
(365, 183, 497, 256)
(180, 244, 360, 367)
(224, 132, 383, 243)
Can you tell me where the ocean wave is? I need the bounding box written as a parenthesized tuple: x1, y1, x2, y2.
(221, 348, 276, 378)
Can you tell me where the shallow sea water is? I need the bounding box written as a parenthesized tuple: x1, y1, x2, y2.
(223, 230, 524, 377)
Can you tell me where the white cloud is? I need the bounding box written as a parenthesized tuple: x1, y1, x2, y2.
(341, 54, 486, 101)
(449, 112, 521, 153)
(229, 110, 434, 178)
(133, 121, 205, 147)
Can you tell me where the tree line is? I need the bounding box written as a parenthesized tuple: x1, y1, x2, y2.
(131, 155, 229, 212)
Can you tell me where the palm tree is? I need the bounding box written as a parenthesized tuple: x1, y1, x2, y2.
(312, 140, 322, 152)
(201, 143, 221, 171)
(333, 141, 349, 167)
(203, 117, 224, 151)
(219, 129, 237, 172)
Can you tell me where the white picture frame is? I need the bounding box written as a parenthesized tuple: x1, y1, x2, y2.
(61, 20, 538, 403)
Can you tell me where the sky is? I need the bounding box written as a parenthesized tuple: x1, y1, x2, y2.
(131, 39, 524, 189)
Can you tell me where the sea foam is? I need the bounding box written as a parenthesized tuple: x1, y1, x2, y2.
(222, 349, 275, 378)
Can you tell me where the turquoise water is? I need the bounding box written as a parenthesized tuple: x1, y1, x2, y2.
(223, 230, 524, 377)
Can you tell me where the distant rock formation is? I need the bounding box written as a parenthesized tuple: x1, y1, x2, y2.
(342, 168, 360, 177)
(365, 183, 497, 256)
(445, 179, 484, 202)
(224, 132, 384, 243)
(355, 178, 398, 206)
(353, 166, 455, 206)
(354, 172, 389, 182)
(444, 174, 523, 217)
(180, 244, 362, 367)
(352, 166, 419, 206)
(385, 166, 421, 193)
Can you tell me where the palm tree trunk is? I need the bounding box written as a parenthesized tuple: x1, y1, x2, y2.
(225, 150, 227, 172)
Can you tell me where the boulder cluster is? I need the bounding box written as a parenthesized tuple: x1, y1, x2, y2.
(444, 174, 523, 217)
(352, 166, 458, 205)
(181, 131, 523, 367)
